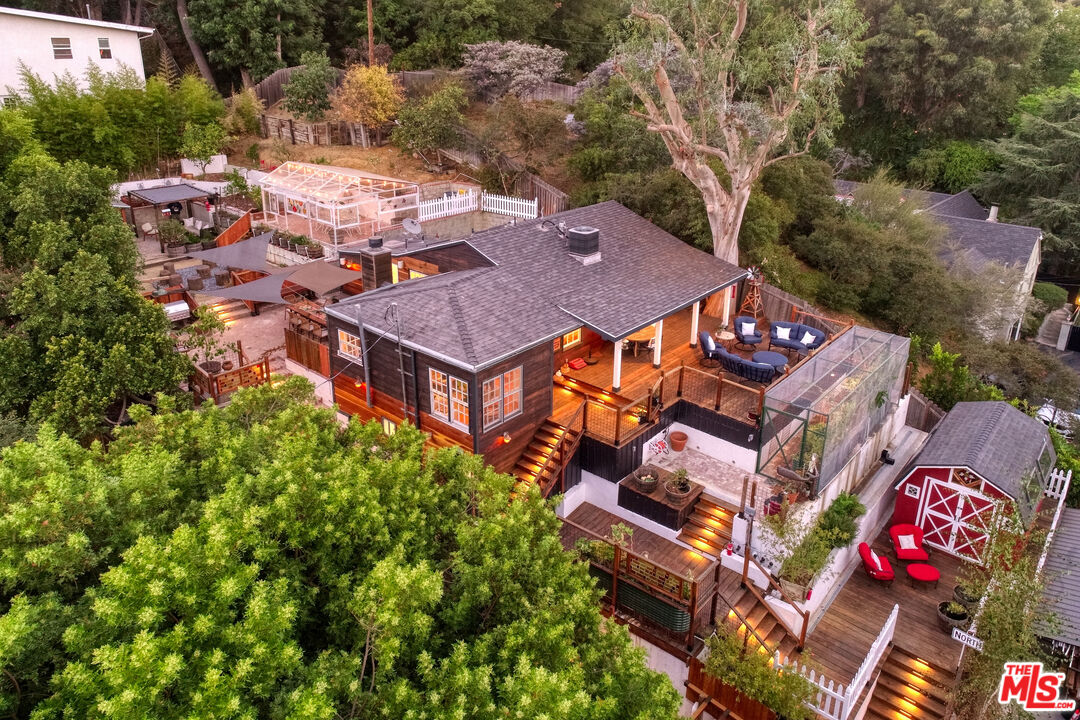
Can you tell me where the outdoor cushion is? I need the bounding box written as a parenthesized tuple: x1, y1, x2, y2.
(858, 542, 894, 583)
(889, 523, 930, 561)
(704, 334, 716, 352)
(717, 347, 776, 385)
(741, 321, 756, 336)
(898, 534, 917, 550)
(800, 331, 816, 346)
(770, 322, 827, 353)
(734, 316, 763, 347)
(868, 548, 882, 571)
(776, 326, 791, 340)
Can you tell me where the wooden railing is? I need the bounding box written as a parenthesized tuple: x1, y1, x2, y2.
(560, 518, 717, 650)
(536, 399, 586, 498)
(741, 552, 810, 649)
(190, 356, 270, 404)
(1045, 467, 1073, 500)
(214, 211, 253, 247)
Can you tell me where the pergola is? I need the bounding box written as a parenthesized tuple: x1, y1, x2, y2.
(259, 162, 420, 246)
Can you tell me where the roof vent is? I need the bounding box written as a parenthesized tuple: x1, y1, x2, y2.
(368, 235, 383, 249)
(566, 226, 601, 265)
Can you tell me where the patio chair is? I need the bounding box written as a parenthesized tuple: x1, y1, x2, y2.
(734, 316, 763, 349)
(858, 542, 894, 586)
(698, 331, 722, 368)
(889, 523, 930, 562)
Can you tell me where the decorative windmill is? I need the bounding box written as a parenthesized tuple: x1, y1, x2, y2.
(738, 265, 766, 322)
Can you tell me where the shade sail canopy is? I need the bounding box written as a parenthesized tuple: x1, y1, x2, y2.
(129, 183, 209, 205)
(187, 232, 274, 273)
(198, 269, 298, 304)
(286, 261, 363, 295)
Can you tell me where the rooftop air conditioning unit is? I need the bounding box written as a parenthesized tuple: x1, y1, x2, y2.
(566, 226, 601, 265)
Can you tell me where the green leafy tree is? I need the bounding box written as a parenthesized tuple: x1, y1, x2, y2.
(906, 141, 998, 193)
(283, 51, 337, 121)
(391, 83, 467, 162)
(1038, 4, 1080, 88)
(916, 341, 1004, 410)
(849, 0, 1052, 139)
(187, 0, 323, 85)
(979, 74, 1080, 279)
(180, 122, 228, 176)
(613, 0, 866, 266)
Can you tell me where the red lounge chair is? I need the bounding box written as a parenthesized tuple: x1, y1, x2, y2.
(858, 542, 894, 586)
(889, 523, 930, 562)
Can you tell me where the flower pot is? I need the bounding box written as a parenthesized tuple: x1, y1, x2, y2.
(222, 360, 234, 371)
(202, 239, 217, 250)
(199, 360, 222, 375)
(780, 577, 810, 602)
(936, 601, 970, 634)
(185, 242, 203, 253)
(635, 471, 658, 492)
(166, 244, 185, 257)
(669, 430, 689, 452)
(664, 480, 692, 504)
(953, 585, 979, 610)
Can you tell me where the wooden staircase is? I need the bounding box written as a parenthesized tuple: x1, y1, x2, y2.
(722, 584, 800, 666)
(865, 645, 952, 720)
(677, 496, 735, 558)
(511, 419, 580, 498)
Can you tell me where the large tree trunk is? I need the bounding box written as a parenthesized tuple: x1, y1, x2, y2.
(367, 0, 375, 67)
(175, 0, 217, 90)
(133, 0, 144, 25)
(121, 0, 131, 24)
(240, 68, 253, 88)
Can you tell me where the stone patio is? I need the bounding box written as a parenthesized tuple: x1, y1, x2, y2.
(649, 440, 778, 511)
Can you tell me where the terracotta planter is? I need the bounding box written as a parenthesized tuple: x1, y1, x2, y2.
(222, 360, 234, 371)
(669, 430, 689, 452)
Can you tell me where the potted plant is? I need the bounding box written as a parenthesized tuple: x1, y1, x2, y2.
(184, 233, 203, 253)
(181, 307, 231, 375)
(953, 583, 980, 611)
(778, 526, 834, 602)
(201, 235, 217, 250)
(635, 467, 659, 492)
(158, 219, 189, 257)
(937, 600, 970, 633)
(633, 406, 649, 425)
(669, 429, 689, 452)
(665, 468, 692, 503)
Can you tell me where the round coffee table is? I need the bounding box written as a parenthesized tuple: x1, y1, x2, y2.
(905, 562, 940, 589)
(714, 330, 736, 351)
(752, 350, 788, 374)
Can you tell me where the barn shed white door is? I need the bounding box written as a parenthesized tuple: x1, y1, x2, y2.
(918, 478, 995, 560)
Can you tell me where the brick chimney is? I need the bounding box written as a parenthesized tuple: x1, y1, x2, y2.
(359, 236, 392, 291)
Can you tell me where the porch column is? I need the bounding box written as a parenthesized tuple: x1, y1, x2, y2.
(721, 287, 733, 327)
(652, 319, 663, 369)
(612, 340, 623, 393)
(690, 301, 700, 346)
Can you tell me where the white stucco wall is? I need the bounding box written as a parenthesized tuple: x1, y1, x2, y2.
(0, 10, 149, 98)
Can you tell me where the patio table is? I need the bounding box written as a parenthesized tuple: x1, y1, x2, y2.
(626, 326, 655, 357)
(752, 350, 788, 374)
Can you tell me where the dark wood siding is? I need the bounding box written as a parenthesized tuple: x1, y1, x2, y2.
(475, 343, 555, 473)
(399, 242, 492, 273)
(554, 327, 604, 370)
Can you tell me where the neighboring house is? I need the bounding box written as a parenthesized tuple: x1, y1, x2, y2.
(325, 201, 748, 484)
(835, 180, 1043, 342)
(1038, 507, 1080, 695)
(892, 401, 1056, 560)
(0, 7, 153, 102)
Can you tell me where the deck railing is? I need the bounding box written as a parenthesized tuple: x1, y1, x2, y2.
(191, 356, 271, 404)
(560, 517, 717, 651)
(835, 603, 898, 719)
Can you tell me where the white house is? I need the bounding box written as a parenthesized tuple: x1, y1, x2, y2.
(0, 7, 153, 102)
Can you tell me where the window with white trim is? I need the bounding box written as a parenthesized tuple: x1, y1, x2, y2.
(98, 38, 112, 59)
(429, 369, 469, 430)
(51, 38, 72, 60)
(562, 328, 582, 348)
(481, 366, 522, 430)
(337, 329, 363, 361)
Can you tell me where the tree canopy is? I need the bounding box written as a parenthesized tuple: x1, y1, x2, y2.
(0, 379, 682, 719)
(283, 52, 338, 122)
(334, 64, 404, 127)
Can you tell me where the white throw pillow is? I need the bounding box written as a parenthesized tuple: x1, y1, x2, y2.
(704, 335, 716, 352)
(898, 534, 917, 550)
(800, 331, 816, 346)
(868, 548, 882, 571)
(741, 322, 756, 336)
(776, 326, 791, 340)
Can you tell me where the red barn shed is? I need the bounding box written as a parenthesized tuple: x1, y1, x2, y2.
(893, 401, 1055, 560)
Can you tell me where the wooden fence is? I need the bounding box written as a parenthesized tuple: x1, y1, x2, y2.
(214, 211, 253, 247)
(191, 357, 271, 405)
(517, 79, 584, 104)
(252, 65, 346, 108)
(905, 389, 945, 433)
(512, 172, 568, 216)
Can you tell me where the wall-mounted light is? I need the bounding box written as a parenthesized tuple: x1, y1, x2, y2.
(501, 432, 512, 444)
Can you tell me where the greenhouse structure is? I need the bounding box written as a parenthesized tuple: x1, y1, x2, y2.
(756, 326, 910, 495)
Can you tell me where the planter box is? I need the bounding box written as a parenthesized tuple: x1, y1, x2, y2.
(617, 464, 702, 530)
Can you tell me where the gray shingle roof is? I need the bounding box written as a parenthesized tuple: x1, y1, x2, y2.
(1039, 508, 1080, 647)
(327, 202, 747, 370)
(128, 183, 209, 205)
(913, 401, 1055, 520)
(832, 180, 1040, 269)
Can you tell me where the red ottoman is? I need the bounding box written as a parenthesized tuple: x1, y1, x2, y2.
(906, 562, 940, 589)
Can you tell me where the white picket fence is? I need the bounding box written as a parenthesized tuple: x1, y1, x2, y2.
(1046, 467, 1072, 500)
(481, 191, 538, 219)
(774, 603, 898, 720)
(417, 190, 478, 221)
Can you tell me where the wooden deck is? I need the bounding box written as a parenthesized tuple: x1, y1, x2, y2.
(566, 502, 715, 578)
(805, 531, 966, 684)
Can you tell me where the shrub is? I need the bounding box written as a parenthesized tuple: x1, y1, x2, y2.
(224, 87, 264, 135)
(1033, 282, 1068, 309)
(283, 52, 337, 122)
(462, 41, 567, 101)
(818, 492, 866, 548)
(704, 631, 816, 720)
(391, 83, 467, 159)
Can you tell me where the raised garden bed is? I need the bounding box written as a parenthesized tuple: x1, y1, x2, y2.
(618, 464, 703, 530)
